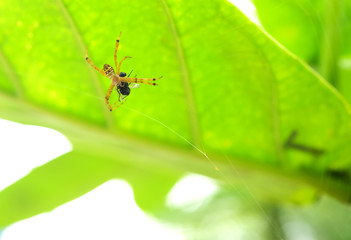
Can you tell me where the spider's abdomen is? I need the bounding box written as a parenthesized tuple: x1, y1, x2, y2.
(118, 83, 131, 96)
(103, 64, 115, 78)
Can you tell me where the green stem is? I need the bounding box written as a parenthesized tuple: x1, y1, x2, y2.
(266, 205, 286, 240)
(320, 0, 341, 87)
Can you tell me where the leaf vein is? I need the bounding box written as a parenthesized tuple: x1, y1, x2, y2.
(159, 0, 202, 147)
(56, 0, 114, 128)
(0, 48, 24, 99)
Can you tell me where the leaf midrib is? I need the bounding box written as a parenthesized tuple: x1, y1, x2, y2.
(2, 91, 351, 203)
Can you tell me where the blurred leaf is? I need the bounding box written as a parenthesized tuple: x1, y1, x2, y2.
(339, 58, 351, 103)
(338, 1, 351, 103)
(340, 0, 351, 55)
(1, 0, 351, 228)
(0, 151, 119, 227)
(253, 0, 351, 86)
(252, 0, 322, 63)
(281, 196, 351, 240)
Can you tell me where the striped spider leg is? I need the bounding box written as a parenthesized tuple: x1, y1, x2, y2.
(119, 76, 163, 86)
(85, 32, 163, 111)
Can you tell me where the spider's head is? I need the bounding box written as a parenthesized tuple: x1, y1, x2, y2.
(119, 72, 127, 77)
(103, 64, 115, 77)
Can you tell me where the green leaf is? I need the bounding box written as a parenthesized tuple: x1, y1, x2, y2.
(253, 0, 351, 86)
(1, 0, 351, 227)
(253, 0, 323, 63)
(337, 2, 351, 101)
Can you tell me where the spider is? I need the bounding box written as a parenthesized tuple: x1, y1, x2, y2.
(85, 32, 162, 111)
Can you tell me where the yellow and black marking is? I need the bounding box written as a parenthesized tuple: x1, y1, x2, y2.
(120, 76, 162, 86)
(103, 64, 115, 78)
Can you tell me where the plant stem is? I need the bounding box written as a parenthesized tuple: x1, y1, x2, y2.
(266, 205, 286, 240)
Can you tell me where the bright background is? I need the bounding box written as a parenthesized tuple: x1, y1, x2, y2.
(0, 119, 221, 240)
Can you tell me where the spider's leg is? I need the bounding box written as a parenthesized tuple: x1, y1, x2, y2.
(122, 76, 163, 85)
(86, 49, 107, 77)
(114, 32, 122, 70)
(117, 56, 132, 74)
(127, 70, 133, 77)
(106, 84, 126, 111)
(111, 95, 126, 111)
(117, 89, 122, 101)
(117, 88, 126, 102)
(104, 83, 115, 111)
(110, 99, 126, 111)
